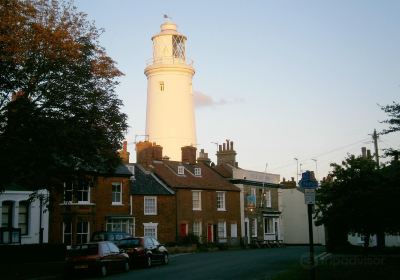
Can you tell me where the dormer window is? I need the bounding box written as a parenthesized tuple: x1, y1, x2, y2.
(194, 167, 201, 176)
(178, 165, 184, 175)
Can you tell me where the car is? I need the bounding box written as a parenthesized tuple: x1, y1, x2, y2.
(91, 231, 132, 246)
(118, 237, 169, 268)
(66, 241, 130, 277)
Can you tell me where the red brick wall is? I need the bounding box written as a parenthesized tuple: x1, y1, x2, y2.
(131, 195, 176, 243)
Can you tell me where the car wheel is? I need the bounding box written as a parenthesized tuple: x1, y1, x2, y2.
(100, 265, 107, 277)
(146, 255, 152, 268)
(163, 253, 169, 265)
(124, 261, 130, 272)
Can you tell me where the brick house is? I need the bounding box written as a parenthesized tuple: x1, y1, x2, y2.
(212, 140, 282, 245)
(131, 141, 241, 245)
(49, 164, 133, 246)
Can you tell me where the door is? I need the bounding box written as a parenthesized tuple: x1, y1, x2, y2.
(207, 224, 213, 242)
(179, 223, 187, 238)
(245, 218, 250, 244)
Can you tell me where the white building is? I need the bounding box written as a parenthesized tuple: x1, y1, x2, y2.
(280, 187, 325, 245)
(144, 19, 196, 160)
(0, 187, 49, 244)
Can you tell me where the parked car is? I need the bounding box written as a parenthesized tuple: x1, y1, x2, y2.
(91, 231, 132, 246)
(66, 241, 130, 277)
(118, 237, 169, 267)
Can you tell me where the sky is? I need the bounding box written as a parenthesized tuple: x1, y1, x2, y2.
(75, 0, 400, 181)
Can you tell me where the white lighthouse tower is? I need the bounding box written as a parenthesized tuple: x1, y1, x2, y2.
(144, 19, 196, 160)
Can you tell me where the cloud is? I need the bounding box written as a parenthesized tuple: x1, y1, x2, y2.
(193, 91, 244, 108)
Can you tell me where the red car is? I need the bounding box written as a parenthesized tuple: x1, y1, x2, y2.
(66, 241, 130, 276)
(119, 237, 169, 268)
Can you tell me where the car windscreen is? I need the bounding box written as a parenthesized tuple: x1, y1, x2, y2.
(68, 244, 98, 256)
(119, 239, 141, 248)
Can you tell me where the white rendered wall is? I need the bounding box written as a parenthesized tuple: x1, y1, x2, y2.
(0, 189, 49, 244)
(145, 22, 196, 160)
(280, 188, 325, 245)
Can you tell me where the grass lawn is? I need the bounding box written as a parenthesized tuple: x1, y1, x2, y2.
(272, 255, 400, 280)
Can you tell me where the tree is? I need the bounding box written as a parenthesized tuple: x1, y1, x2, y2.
(381, 101, 400, 135)
(0, 0, 128, 191)
(315, 155, 381, 250)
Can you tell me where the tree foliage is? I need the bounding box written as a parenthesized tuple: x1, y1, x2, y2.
(381, 101, 400, 135)
(315, 154, 400, 249)
(0, 0, 128, 191)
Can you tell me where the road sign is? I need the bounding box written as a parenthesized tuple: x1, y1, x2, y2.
(304, 189, 315, 204)
(299, 171, 318, 189)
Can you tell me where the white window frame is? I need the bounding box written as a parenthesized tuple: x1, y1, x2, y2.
(266, 190, 272, 208)
(217, 221, 227, 238)
(193, 221, 202, 238)
(63, 182, 90, 204)
(230, 223, 238, 238)
(18, 201, 29, 235)
(76, 221, 89, 244)
(194, 167, 201, 176)
(177, 165, 184, 175)
(251, 218, 258, 237)
(192, 190, 202, 211)
(106, 217, 134, 235)
(63, 222, 72, 246)
(144, 196, 157, 215)
(217, 191, 226, 211)
(143, 222, 158, 239)
(112, 182, 122, 205)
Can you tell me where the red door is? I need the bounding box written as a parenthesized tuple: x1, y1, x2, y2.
(180, 223, 187, 237)
(207, 224, 213, 242)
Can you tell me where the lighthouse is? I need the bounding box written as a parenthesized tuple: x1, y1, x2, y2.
(144, 19, 196, 160)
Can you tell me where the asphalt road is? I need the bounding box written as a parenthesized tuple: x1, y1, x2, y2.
(100, 246, 323, 280)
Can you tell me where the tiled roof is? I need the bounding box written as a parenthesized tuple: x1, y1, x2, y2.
(151, 161, 240, 192)
(131, 164, 175, 195)
(212, 164, 233, 178)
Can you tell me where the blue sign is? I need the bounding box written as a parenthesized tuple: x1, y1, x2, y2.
(299, 171, 318, 189)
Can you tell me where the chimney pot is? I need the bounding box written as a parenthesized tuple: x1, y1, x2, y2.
(361, 147, 367, 158)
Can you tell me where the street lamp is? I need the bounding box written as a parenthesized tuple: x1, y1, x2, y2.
(294, 158, 299, 185)
(312, 159, 318, 181)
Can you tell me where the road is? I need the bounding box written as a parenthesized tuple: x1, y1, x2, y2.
(100, 246, 323, 280)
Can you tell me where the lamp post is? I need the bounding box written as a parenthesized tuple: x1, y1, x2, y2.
(294, 158, 299, 185)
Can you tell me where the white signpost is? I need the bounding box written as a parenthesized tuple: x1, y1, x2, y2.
(304, 188, 316, 204)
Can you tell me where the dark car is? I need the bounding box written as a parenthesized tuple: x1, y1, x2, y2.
(91, 231, 132, 246)
(119, 237, 169, 267)
(66, 241, 130, 276)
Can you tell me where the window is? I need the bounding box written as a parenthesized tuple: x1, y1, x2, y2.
(63, 222, 72, 246)
(192, 191, 201, 210)
(143, 223, 158, 239)
(159, 81, 165, 91)
(193, 221, 201, 238)
(18, 201, 29, 235)
(251, 218, 257, 237)
(112, 182, 122, 205)
(264, 217, 274, 234)
(194, 167, 201, 176)
(265, 190, 271, 208)
(231, 223, 238, 238)
(144, 196, 157, 215)
(64, 181, 90, 204)
(76, 221, 89, 244)
(172, 35, 185, 59)
(217, 192, 226, 211)
(1, 201, 13, 228)
(177, 166, 184, 175)
(106, 218, 134, 235)
(217, 221, 226, 238)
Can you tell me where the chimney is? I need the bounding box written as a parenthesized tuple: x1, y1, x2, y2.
(136, 141, 154, 167)
(216, 139, 237, 166)
(181, 146, 197, 164)
(367, 149, 371, 159)
(361, 147, 367, 158)
(119, 140, 130, 164)
(197, 149, 211, 166)
(153, 144, 163, 161)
